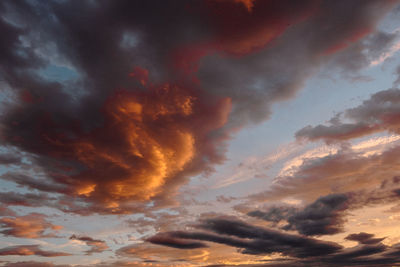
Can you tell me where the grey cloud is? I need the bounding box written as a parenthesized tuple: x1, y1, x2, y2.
(296, 88, 400, 142)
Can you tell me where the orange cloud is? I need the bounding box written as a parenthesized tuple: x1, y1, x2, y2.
(8, 69, 232, 214)
(235, 0, 255, 12)
(0, 245, 71, 257)
(0, 213, 63, 238)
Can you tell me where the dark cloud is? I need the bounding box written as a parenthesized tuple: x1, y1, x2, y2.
(345, 232, 385, 245)
(0, 0, 396, 214)
(0, 0, 235, 214)
(249, 194, 349, 236)
(0, 154, 21, 165)
(323, 30, 398, 80)
(247, 205, 297, 224)
(69, 235, 109, 254)
(1, 172, 71, 194)
(147, 217, 342, 258)
(0, 191, 56, 207)
(0, 245, 71, 257)
(322, 244, 389, 266)
(283, 194, 348, 236)
(198, 0, 396, 127)
(146, 232, 208, 249)
(147, 216, 400, 266)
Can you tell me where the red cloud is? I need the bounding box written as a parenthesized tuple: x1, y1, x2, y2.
(205, 0, 317, 55)
(172, 0, 318, 75)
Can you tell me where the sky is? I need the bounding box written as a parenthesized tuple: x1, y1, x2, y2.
(1, 0, 400, 266)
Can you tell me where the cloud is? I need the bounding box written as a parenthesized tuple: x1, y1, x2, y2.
(198, 0, 396, 127)
(146, 232, 208, 249)
(345, 232, 386, 245)
(0, 153, 21, 165)
(147, 217, 342, 258)
(0, 245, 71, 257)
(250, 142, 400, 204)
(0, 205, 16, 217)
(296, 88, 400, 143)
(326, 30, 399, 78)
(247, 205, 297, 224)
(283, 194, 348, 236)
(0, 1, 397, 216)
(0, 213, 63, 238)
(1, 71, 232, 214)
(395, 65, 400, 86)
(248, 175, 400, 239)
(0, 261, 196, 267)
(69, 235, 109, 255)
(146, 216, 400, 266)
(246, 87, 400, 208)
(1, 173, 71, 194)
(116, 242, 211, 263)
(0, 192, 56, 207)
(249, 194, 349, 236)
(0, 262, 62, 267)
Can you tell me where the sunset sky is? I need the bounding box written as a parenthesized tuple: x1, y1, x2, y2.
(1, 1, 400, 266)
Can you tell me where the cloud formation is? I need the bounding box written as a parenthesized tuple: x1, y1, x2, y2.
(0, 213, 63, 238)
(0, 0, 396, 215)
(296, 88, 400, 143)
(249, 194, 349, 236)
(69, 235, 109, 255)
(146, 217, 400, 266)
(0, 245, 71, 257)
(147, 217, 342, 258)
(345, 232, 386, 245)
